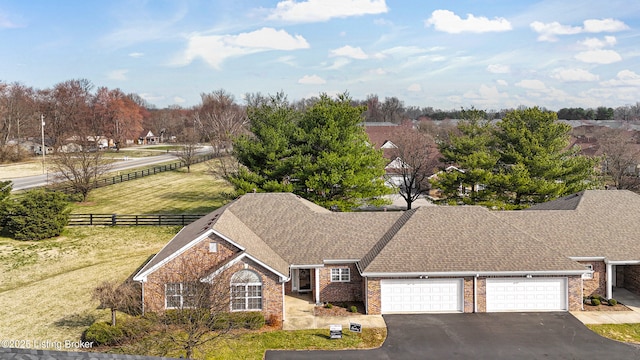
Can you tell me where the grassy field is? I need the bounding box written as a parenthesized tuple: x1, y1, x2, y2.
(71, 161, 232, 214)
(0, 226, 178, 342)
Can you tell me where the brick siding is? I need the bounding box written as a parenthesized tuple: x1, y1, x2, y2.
(624, 265, 640, 295)
(578, 261, 606, 297)
(318, 264, 363, 303)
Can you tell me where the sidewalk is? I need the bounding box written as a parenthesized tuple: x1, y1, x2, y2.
(571, 288, 640, 324)
(282, 294, 386, 330)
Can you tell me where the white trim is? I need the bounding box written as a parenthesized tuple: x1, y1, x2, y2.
(323, 259, 359, 264)
(290, 264, 324, 269)
(133, 226, 209, 282)
(291, 269, 299, 291)
(201, 253, 289, 283)
(606, 260, 640, 265)
(607, 263, 613, 299)
(473, 275, 478, 313)
(569, 257, 606, 262)
(282, 282, 286, 321)
(361, 270, 587, 277)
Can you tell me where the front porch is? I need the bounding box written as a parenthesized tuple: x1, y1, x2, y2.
(282, 293, 385, 331)
(572, 288, 640, 324)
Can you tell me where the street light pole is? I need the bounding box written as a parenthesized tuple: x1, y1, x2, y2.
(41, 114, 45, 174)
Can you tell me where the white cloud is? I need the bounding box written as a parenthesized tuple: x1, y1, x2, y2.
(174, 27, 309, 69)
(266, 0, 388, 23)
(530, 18, 629, 42)
(425, 10, 512, 34)
(0, 12, 22, 28)
(530, 21, 581, 42)
(551, 68, 599, 82)
(329, 45, 368, 59)
(487, 64, 510, 74)
(463, 84, 509, 105)
(128, 52, 144, 58)
(173, 96, 186, 104)
(516, 79, 546, 90)
(369, 68, 387, 75)
(325, 58, 351, 70)
(496, 79, 508, 86)
(574, 49, 622, 64)
(600, 70, 640, 87)
(407, 83, 422, 92)
(298, 74, 326, 84)
(579, 36, 616, 49)
(583, 18, 629, 33)
(107, 69, 128, 81)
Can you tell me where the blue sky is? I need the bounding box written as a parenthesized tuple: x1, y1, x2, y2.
(1, 0, 638, 110)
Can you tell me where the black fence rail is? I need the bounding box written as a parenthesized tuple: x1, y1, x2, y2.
(52, 153, 217, 193)
(68, 213, 205, 226)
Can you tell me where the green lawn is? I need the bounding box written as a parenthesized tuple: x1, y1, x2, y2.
(71, 161, 233, 214)
(0, 226, 177, 342)
(587, 323, 640, 344)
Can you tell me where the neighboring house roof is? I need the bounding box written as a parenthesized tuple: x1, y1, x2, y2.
(497, 190, 640, 262)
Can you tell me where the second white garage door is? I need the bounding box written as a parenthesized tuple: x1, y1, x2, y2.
(380, 278, 463, 314)
(486, 278, 567, 312)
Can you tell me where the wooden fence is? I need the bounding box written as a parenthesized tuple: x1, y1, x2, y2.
(68, 214, 204, 226)
(52, 153, 217, 193)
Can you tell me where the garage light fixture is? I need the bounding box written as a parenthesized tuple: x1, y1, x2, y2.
(526, 274, 533, 278)
(419, 275, 429, 279)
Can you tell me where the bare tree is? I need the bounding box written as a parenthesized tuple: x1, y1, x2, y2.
(92, 280, 140, 327)
(147, 254, 236, 359)
(50, 137, 112, 201)
(599, 128, 640, 190)
(194, 90, 248, 156)
(176, 127, 201, 173)
(388, 127, 441, 209)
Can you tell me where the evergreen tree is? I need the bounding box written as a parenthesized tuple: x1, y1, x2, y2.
(229, 93, 390, 210)
(434, 107, 598, 207)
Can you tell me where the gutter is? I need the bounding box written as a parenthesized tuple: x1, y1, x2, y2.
(361, 270, 588, 277)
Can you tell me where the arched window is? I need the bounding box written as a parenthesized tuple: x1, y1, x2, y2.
(231, 270, 262, 311)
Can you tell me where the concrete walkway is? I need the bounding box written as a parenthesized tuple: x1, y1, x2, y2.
(282, 294, 386, 330)
(571, 288, 640, 324)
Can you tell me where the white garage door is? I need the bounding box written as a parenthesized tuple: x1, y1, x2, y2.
(380, 278, 463, 314)
(486, 278, 567, 312)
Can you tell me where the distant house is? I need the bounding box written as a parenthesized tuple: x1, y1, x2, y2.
(138, 130, 160, 145)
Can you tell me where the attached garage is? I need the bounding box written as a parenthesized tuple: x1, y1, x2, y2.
(380, 278, 463, 314)
(486, 278, 567, 312)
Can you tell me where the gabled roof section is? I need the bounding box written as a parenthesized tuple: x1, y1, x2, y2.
(497, 190, 640, 261)
(361, 206, 585, 275)
(526, 191, 584, 210)
(133, 202, 233, 281)
(357, 208, 417, 272)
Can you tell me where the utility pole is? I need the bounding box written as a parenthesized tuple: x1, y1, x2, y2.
(41, 114, 45, 174)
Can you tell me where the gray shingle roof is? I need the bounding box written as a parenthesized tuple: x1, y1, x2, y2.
(497, 190, 640, 261)
(139, 190, 640, 281)
(361, 206, 585, 274)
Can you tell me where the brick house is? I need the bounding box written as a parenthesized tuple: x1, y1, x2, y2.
(133, 190, 640, 324)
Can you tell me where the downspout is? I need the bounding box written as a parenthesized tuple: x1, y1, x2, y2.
(282, 281, 286, 322)
(581, 276, 584, 311)
(474, 275, 478, 313)
(606, 263, 613, 299)
(140, 281, 145, 315)
(315, 269, 321, 305)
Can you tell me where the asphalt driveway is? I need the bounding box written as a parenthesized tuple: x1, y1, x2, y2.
(265, 313, 640, 360)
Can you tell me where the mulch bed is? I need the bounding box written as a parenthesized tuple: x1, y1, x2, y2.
(583, 300, 632, 311)
(314, 302, 366, 316)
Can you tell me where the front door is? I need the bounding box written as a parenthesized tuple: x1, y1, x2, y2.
(299, 269, 311, 292)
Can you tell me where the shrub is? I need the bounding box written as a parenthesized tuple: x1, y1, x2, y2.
(591, 294, 602, 301)
(1, 189, 70, 240)
(209, 312, 265, 330)
(82, 322, 124, 346)
(350, 305, 358, 313)
(591, 298, 601, 306)
(324, 303, 333, 309)
(609, 298, 618, 306)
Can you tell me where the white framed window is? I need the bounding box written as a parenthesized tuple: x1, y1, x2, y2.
(230, 270, 262, 311)
(331, 268, 350, 282)
(209, 241, 218, 253)
(583, 264, 594, 279)
(165, 282, 198, 309)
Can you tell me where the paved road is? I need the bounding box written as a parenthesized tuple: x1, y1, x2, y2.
(7, 153, 180, 191)
(266, 313, 640, 360)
